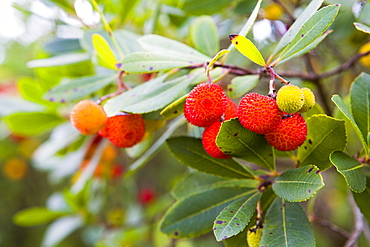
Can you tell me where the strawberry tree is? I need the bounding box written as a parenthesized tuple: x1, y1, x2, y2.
(1, 0, 370, 246)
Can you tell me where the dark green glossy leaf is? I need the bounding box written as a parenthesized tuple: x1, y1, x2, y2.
(171, 172, 259, 200)
(330, 151, 366, 193)
(332, 94, 367, 155)
(160, 187, 253, 238)
(216, 119, 275, 170)
(272, 165, 324, 202)
(353, 175, 370, 222)
(213, 191, 261, 241)
(166, 136, 255, 179)
(297, 114, 347, 170)
(350, 72, 370, 146)
(260, 197, 316, 247)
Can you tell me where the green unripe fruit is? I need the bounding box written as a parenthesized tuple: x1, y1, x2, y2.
(276, 84, 304, 113)
(247, 226, 263, 247)
(298, 87, 316, 113)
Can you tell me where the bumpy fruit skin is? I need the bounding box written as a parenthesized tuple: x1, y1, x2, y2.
(237, 93, 283, 134)
(184, 83, 227, 127)
(299, 87, 316, 113)
(99, 113, 145, 148)
(70, 100, 107, 135)
(359, 42, 370, 67)
(247, 227, 263, 247)
(224, 97, 238, 120)
(264, 113, 307, 151)
(202, 122, 231, 159)
(276, 84, 304, 114)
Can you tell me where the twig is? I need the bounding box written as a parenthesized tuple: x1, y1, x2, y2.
(309, 214, 351, 239)
(344, 193, 364, 247)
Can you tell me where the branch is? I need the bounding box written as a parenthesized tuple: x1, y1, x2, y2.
(344, 193, 364, 247)
(309, 214, 351, 239)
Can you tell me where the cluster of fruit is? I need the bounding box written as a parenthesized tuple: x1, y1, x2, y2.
(184, 83, 315, 159)
(70, 100, 145, 148)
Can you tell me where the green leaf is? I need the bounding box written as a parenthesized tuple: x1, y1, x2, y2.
(260, 197, 316, 247)
(189, 16, 219, 56)
(103, 74, 194, 115)
(223, 227, 249, 247)
(171, 172, 259, 200)
(277, 30, 332, 65)
(226, 75, 259, 99)
(27, 53, 90, 68)
(213, 191, 261, 241)
(17, 77, 53, 106)
(354, 22, 370, 34)
(13, 207, 69, 227)
(272, 165, 324, 202)
(120, 52, 196, 73)
(114, 29, 142, 55)
(227, 0, 262, 51)
(216, 119, 275, 171)
(331, 95, 368, 155)
(179, 0, 233, 15)
(92, 33, 119, 70)
(330, 151, 366, 193)
(160, 187, 253, 238)
(138, 34, 210, 63)
(44, 74, 117, 103)
(166, 136, 255, 179)
(276, 5, 340, 64)
(229, 35, 266, 66)
(353, 176, 370, 222)
(160, 94, 187, 120)
(297, 114, 347, 170)
(350, 72, 370, 146)
(5, 112, 65, 136)
(270, 0, 324, 59)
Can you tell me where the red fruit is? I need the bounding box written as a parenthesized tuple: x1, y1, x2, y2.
(138, 188, 156, 205)
(70, 100, 107, 135)
(264, 113, 307, 151)
(202, 122, 231, 159)
(237, 93, 283, 134)
(224, 97, 238, 120)
(184, 83, 227, 127)
(99, 113, 145, 148)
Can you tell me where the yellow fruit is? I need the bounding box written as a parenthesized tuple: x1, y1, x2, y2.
(263, 3, 284, 20)
(276, 84, 304, 114)
(299, 88, 316, 113)
(70, 100, 107, 135)
(247, 226, 263, 247)
(3, 157, 28, 180)
(359, 42, 370, 67)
